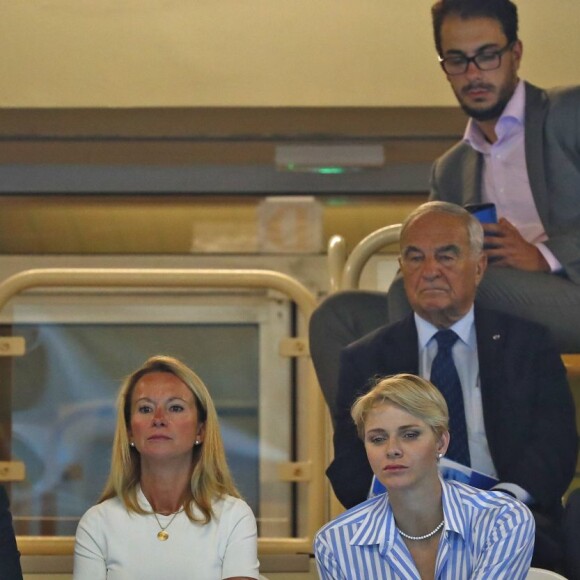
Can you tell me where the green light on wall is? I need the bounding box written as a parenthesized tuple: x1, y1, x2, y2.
(283, 164, 348, 174)
(316, 167, 346, 175)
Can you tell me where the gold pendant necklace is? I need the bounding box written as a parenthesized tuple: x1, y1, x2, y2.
(152, 509, 181, 541)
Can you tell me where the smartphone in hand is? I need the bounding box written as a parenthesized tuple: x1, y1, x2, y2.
(464, 203, 500, 259)
(464, 202, 497, 224)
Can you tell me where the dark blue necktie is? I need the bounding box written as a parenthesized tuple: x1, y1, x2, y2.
(430, 329, 471, 467)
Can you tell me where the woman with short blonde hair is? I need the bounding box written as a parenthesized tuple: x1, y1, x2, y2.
(315, 373, 534, 579)
(351, 373, 449, 441)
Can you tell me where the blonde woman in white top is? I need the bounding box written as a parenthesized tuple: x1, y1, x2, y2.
(74, 355, 259, 580)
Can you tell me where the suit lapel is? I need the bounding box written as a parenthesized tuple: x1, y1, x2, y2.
(461, 148, 483, 205)
(524, 82, 551, 229)
(473, 307, 513, 453)
(381, 314, 420, 375)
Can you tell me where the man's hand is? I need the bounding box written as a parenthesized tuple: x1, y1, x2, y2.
(483, 218, 550, 272)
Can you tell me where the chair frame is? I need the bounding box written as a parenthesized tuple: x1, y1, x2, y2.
(0, 267, 326, 556)
(327, 223, 580, 372)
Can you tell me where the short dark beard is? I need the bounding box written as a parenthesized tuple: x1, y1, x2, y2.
(458, 79, 517, 122)
(460, 93, 511, 121)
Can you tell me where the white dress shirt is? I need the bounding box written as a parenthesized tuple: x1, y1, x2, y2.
(463, 79, 562, 272)
(415, 308, 532, 503)
(415, 308, 495, 478)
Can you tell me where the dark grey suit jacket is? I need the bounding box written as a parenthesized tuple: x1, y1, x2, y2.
(328, 306, 578, 520)
(0, 485, 22, 580)
(430, 82, 580, 284)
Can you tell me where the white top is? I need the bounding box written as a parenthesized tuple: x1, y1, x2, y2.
(73, 489, 259, 580)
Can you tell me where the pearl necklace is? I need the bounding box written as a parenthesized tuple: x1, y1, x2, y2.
(152, 509, 182, 541)
(398, 519, 445, 541)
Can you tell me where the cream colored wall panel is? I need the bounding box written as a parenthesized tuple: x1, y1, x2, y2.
(518, 0, 580, 88)
(1, 1, 579, 107)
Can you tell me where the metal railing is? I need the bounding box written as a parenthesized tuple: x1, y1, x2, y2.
(0, 267, 325, 556)
(327, 224, 402, 292)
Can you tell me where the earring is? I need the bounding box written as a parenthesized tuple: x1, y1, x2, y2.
(195, 440, 200, 446)
(130, 441, 135, 448)
(436, 452, 443, 462)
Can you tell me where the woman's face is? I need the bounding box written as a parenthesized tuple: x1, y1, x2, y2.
(128, 371, 205, 465)
(363, 403, 448, 492)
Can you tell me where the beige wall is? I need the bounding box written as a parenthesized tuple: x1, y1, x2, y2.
(2, 0, 579, 108)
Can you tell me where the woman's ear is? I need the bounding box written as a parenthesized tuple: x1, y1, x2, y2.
(196, 422, 206, 444)
(437, 431, 450, 456)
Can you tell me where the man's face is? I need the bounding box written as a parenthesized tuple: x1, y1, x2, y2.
(440, 15, 522, 122)
(399, 212, 486, 328)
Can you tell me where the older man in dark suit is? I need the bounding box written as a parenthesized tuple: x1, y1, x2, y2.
(0, 484, 22, 580)
(328, 201, 577, 570)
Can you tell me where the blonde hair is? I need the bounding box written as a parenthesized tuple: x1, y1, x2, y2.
(99, 355, 239, 524)
(351, 374, 449, 440)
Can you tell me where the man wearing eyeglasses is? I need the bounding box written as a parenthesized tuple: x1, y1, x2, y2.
(424, 0, 580, 353)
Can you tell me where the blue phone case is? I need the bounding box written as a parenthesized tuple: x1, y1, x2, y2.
(464, 203, 497, 224)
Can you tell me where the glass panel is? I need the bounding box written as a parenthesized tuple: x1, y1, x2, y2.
(2, 294, 292, 538)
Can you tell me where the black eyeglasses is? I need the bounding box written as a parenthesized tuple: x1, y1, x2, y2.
(438, 42, 514, 75)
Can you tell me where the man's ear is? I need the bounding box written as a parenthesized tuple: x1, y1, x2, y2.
(512, 39, 523, 71)
(474, 252, 487, 286)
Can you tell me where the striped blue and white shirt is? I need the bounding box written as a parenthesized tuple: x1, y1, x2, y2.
(315, 480, 534, 579)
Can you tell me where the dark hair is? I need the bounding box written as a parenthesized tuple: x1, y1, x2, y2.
(432, 0, 519, 56)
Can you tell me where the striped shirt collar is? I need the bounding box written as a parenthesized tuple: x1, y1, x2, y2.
(349, 478, 468, 553)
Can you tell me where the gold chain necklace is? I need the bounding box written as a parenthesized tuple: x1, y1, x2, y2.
(152, 509, 182, 541)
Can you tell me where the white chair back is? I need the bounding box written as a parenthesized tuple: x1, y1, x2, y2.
(526, 567, 568, 579)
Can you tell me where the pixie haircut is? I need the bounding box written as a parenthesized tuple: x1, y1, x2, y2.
(351, 374, 449, 440)
(400, 200, 484, 257)
(432, 0, 519, 56)
(100, 355, 239, 524)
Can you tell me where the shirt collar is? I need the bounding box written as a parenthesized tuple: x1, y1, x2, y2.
(441, 479, 468, 539)
(414, 307, 475, 350)
(349, 480, 468, 552)
(349, 494, 394, 553)
(463, 79, 525, 151)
